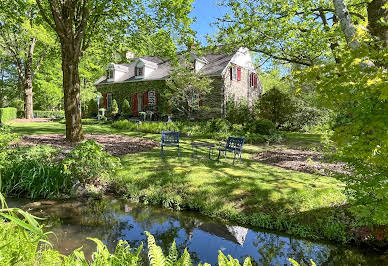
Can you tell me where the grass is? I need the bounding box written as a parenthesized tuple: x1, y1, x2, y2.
(8, 120, 354, 243)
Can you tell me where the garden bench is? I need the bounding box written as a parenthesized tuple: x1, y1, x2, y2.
(161, 131, 180, 158)
(217, 137, 245, 165)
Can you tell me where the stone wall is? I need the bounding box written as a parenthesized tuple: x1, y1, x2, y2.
(223, 66, 261, 107)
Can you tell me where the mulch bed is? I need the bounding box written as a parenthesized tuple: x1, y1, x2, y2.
(19, 134, 159, 156)
(253, 149, 348, 176)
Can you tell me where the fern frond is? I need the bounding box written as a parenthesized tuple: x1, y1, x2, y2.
(243, 257, 252, 266)
(166, 240, 178, 265)
(289, 258, 300, 266)
(176, 248, 192, 266)
(145, 231, 166, 266)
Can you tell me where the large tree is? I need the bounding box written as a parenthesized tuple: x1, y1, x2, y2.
(0, 0, 54, 119)
(36, 0, 194, 142)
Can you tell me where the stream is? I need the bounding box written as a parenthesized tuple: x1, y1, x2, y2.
(7, 197, 386, 265)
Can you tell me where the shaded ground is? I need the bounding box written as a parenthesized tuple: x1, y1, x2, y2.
(19, 134, 158, 156)
(253, 149, 348, 176)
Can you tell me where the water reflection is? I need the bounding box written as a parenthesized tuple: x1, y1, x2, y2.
(8, 198, 386, 265)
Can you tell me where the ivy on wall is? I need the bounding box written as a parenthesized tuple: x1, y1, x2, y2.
(96, 77, 225, 119)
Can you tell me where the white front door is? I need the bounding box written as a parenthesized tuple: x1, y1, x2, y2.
(137, 93, 143, 112)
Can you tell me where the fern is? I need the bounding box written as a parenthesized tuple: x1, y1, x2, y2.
(166, 240, 178, 265)
(218, 251, 252, 266)
(145, 231, 166, 265)
(289, 258, 316, 266)
(176, 248, 192, 266)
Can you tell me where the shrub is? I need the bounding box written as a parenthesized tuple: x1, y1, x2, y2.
(0, 107, 17, 124)
(85, 99, 98, 118)
(34, 110, 65, 119)
(122, 99, 131, 116)
(244, 118, 275, 135)
(0, 145, 70, 198)
(62, 139, 120, 184)
(111, 99, 119, 114)
(256, 87, 296, 127)
(225, 98, 250, 124)
(10, 99, 24, 111)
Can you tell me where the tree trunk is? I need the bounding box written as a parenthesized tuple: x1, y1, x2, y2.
(23, 38, 36, 119)
(332, 0, 359, 49)
(61, 43, 83, 142)
(23, 80, 33, 119)
(368, 0, 388, 47)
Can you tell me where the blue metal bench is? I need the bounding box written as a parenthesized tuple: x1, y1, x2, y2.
(161, 131, 180, 158)
(217, 137, 245, 165)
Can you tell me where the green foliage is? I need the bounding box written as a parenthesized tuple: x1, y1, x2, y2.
(225, 99, 250, 125)
(62, 139, 120, 184)
(111, 99, 119, 114)
(256, 87, 296, 127)
(122, 99, 132, 116)
(10, 99, 24, 112)
(0, 107, 17, 124)
(86, 98, 98, 118)
(111, 119, 276, 144)
(34, 110, 65, 119)
(244, 118, 275, 135)
(295, 30, 388, 226)
(166, 63, 212, 119)
(0, 145, 70, 198)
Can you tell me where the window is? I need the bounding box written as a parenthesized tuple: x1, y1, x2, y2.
(107, 70, 114, 80)
(230, 66, 241, 81)
(136, 67, 143, 77)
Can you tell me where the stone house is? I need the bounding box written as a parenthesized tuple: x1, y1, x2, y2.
(94, 48, 262, 119)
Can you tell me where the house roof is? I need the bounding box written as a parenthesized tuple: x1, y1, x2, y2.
(95, 51, 237, 86)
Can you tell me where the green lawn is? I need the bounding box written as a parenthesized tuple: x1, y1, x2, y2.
(8, 121, 353, 243)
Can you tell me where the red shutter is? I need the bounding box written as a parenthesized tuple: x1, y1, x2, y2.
(143, 91, 148, 107)
(230, 67, 233, 80)
(254, 75, 258, 88)
(237, 67, 241, 81)
(199, 94, 203, 106)
(103, 93, 107, 108)
(131, 94, 138, 116)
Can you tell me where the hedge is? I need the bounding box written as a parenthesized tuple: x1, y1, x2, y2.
(34, 110, 65, 119)
(0, 107, 17, 124)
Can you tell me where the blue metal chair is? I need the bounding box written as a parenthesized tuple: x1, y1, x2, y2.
(161, 131, 180, 158)
(217, 137, 245, 165)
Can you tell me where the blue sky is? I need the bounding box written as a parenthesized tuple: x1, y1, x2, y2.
(190, 0, 227, 44)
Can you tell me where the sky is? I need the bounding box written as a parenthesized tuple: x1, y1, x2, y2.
(190, 0, 228, 45)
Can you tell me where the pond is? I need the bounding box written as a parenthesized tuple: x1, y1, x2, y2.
(8, 198, 386, 265)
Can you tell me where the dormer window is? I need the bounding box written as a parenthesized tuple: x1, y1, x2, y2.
(136, 67, 143, 76)
(135, 61, 145, 78)
(107, 69, 114, 80)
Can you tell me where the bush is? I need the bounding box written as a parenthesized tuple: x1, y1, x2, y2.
(244, 118, 275, 135)
(34, 110, 65, 119)
(0, 145, 70, 198)
(225, 98, 250, 124)
(256, 87, 296, 127)
(0, 107, 17, 124)
(122, 99, 131, 116)
(111, 99, 119, 114)
(10, 99, 24, 111)
(62, 139, 120, 184)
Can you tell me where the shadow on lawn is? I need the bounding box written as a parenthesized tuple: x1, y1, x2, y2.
(118, 144, 345, 231)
